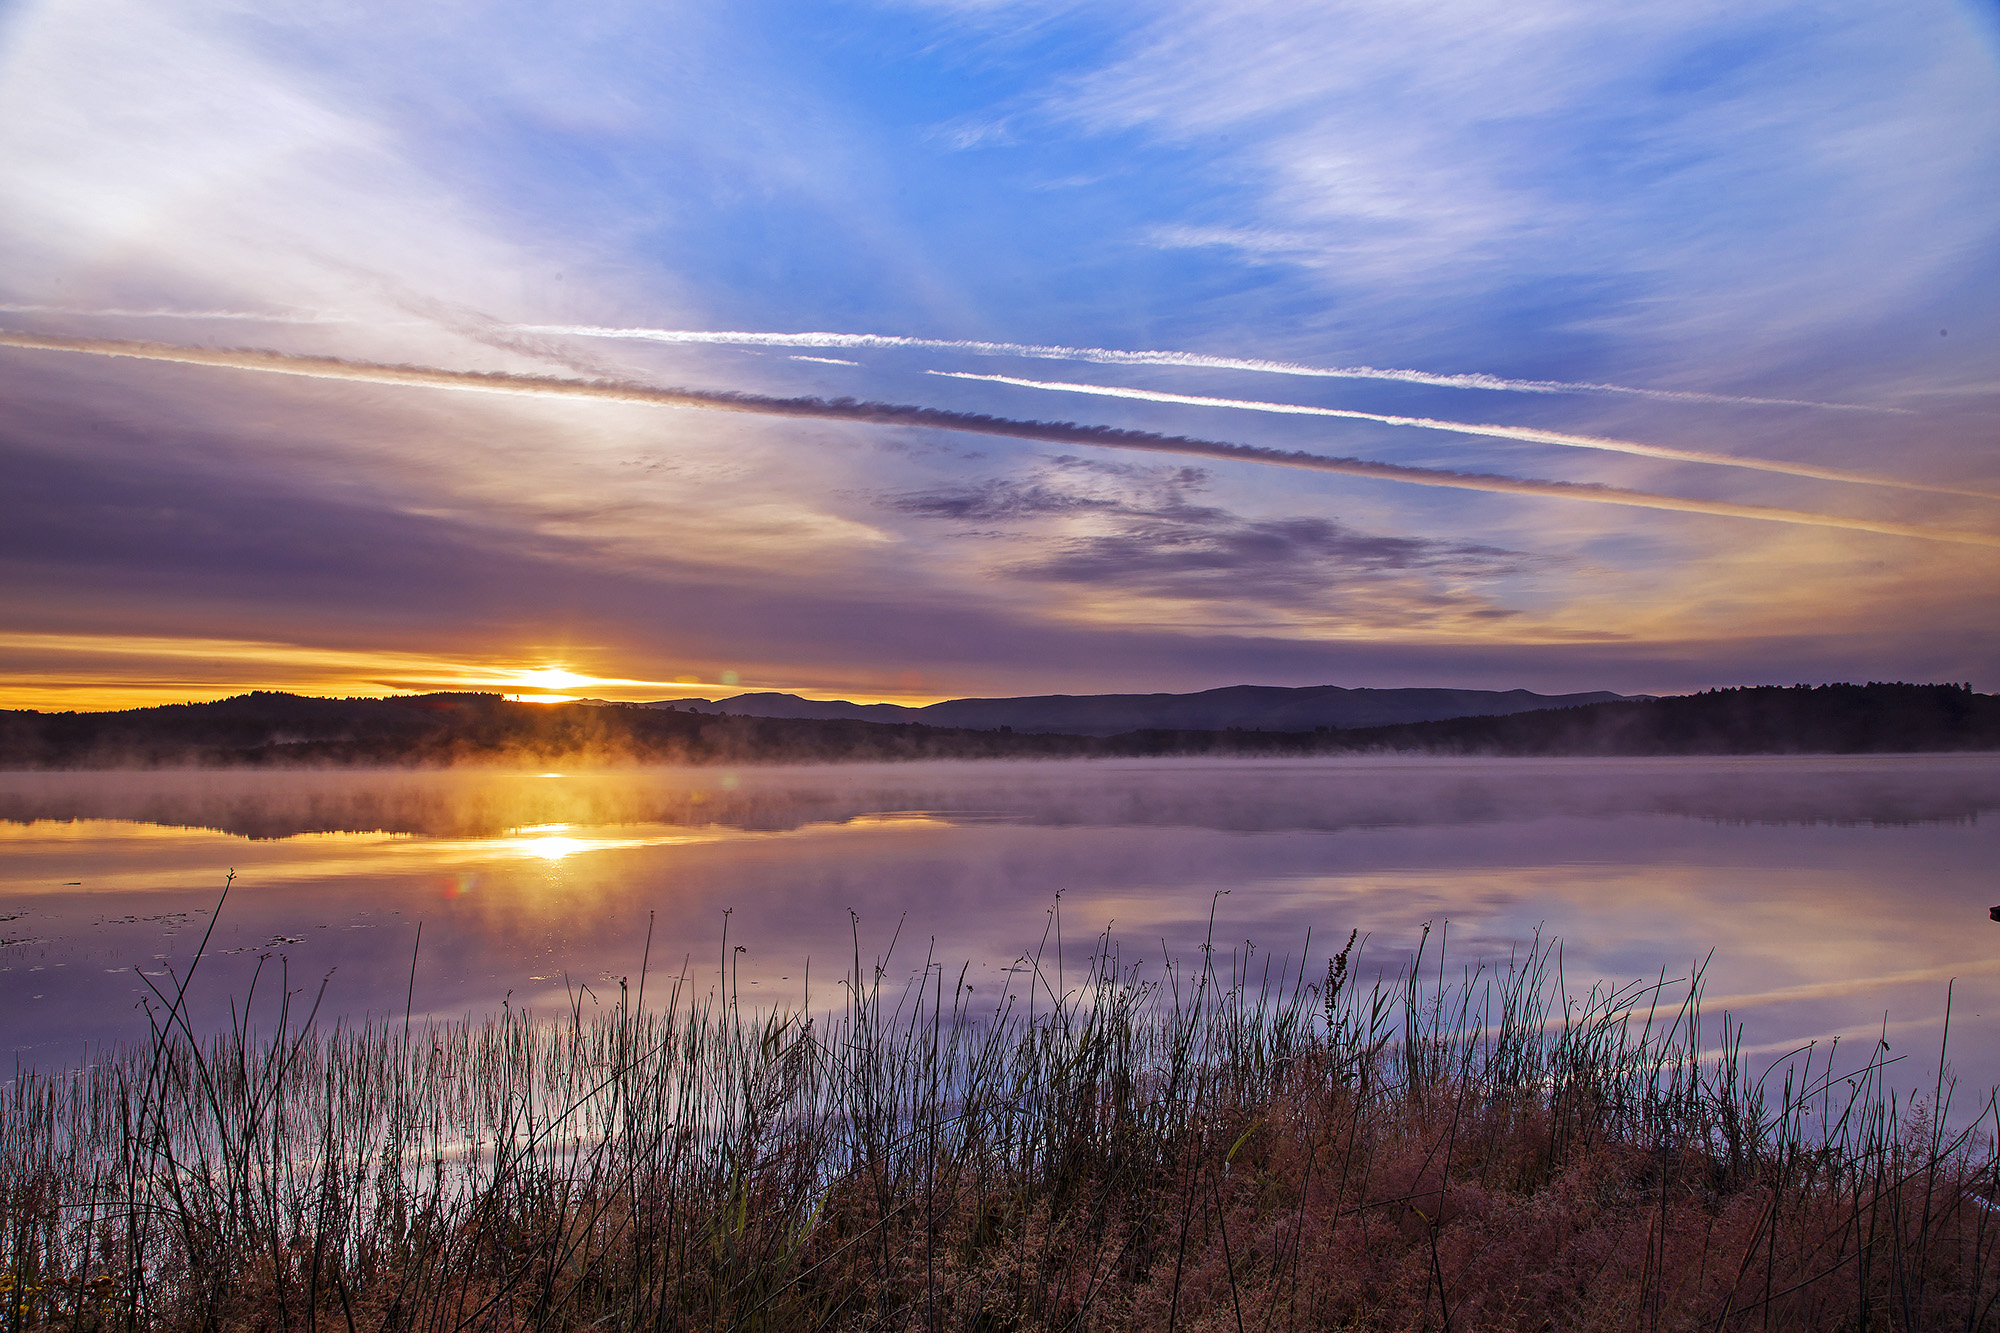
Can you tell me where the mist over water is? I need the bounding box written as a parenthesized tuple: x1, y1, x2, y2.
(3, 755, 1997, 1091)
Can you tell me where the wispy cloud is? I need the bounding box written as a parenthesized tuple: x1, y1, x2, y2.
(4, 332, 1993, 548)
(1048, 0, 2000, 363)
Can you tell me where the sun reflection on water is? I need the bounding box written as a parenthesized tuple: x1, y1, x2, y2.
(522, 836, 588, 861)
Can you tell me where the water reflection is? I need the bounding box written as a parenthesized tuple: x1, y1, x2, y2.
(2, 757, 1996, 1092)
(4, 755, 1997, 839)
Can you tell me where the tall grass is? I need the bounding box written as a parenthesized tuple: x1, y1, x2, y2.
(3, 901, 1996, 1331)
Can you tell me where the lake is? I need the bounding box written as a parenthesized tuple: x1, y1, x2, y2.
(4, 755, 1998, 1093)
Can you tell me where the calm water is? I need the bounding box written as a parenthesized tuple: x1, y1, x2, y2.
(4, 756, 1998, 1090)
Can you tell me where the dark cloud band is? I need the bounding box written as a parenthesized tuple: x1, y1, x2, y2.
(931, 371, 1991, 500)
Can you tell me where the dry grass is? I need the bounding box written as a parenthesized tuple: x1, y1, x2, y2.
(3, 892, 1996, 1332)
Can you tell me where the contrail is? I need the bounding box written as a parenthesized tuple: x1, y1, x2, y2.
(931, 370, 1994, 501)
(5, 306, 1904, 412)
(514, 322, 1902, 414)
(3, 331, 1992, 548)
(0, 303, 346, 324)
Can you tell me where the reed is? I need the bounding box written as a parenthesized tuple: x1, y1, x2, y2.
(3, 904, 1996, 1331)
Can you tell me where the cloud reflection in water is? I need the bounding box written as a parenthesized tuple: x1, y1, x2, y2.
(1, 757, 1994, 1094)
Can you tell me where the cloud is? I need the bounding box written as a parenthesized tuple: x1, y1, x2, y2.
(883, 455, 1211, 522)
(6, 331, 1995, 547)
(885, 478, 1124, 522)
(883, 458, 1529, 622)
(1013, 515, 1523, 610)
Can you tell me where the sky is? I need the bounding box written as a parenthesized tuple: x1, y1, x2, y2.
(2, 0, 1998, 710)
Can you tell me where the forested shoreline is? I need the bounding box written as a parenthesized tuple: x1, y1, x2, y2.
(1, 682, 1993, 768)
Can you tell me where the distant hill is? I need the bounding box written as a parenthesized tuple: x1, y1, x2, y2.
(648, 683, 1635, 735)
(0, 692, 1096, 769)
(0, 683, 1993, 768)
(1319, 683, 2000, 757)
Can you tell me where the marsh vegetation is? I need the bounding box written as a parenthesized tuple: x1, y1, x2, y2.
(2, 903, 1996, 1331)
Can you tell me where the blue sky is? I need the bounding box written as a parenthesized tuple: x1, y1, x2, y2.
(1, 0, 1997, 706)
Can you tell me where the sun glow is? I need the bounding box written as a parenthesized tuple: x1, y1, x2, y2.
(0, 631, 954, 712)
(507, 667, 595, 692)
(0, 633, 708, 710)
